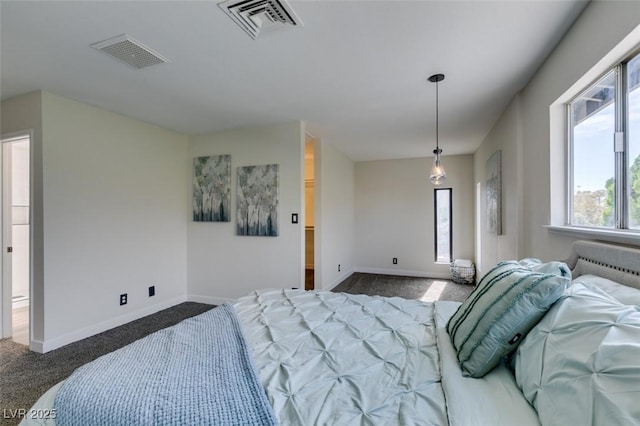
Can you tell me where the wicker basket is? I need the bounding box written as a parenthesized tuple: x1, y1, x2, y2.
(450, 260, 476, 285)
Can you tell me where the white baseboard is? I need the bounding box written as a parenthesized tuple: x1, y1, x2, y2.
(187, 294, 234, 306)
(36, 295, 187, 354)
(30, 339, 45, 353)
(354, 267, 451, 280)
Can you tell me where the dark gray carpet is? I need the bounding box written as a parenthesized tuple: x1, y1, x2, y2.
(333, 272, 474, 302)
(0, 275, 473, 425)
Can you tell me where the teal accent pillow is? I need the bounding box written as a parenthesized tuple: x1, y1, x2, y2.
(446, 260, 569, 377)
(514, 283, 640, 425)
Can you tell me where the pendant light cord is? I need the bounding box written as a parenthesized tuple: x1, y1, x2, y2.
(435, 79, 439, 152)
(428, 73, 444, 156)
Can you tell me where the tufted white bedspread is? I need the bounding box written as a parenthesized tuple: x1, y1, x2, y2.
(234, 289, 449, 426)
(22, 289, 540, 426)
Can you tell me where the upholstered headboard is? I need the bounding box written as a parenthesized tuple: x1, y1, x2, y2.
(564, 240, 640, 290)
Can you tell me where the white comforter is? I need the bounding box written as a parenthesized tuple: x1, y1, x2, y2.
(235, 289, 540, 426)
(235, 289, 448, 425)
(22, 289, 540, 426)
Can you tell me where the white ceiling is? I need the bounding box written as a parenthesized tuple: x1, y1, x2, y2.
(0, 0, 588, 162)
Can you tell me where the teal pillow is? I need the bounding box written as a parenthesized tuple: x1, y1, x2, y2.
(446, 260, 569, 377)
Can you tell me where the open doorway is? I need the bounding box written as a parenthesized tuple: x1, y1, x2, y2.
(304, 135, 315, 290)
(1, 133, 31, 346)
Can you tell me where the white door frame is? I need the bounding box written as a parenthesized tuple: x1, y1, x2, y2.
(475, 181, 482, 281)
(0, 130, 33, 341)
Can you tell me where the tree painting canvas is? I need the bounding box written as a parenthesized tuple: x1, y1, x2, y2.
(486, 150, 502, 235)
(237, 164, 279, 237)
(193, 155, 231, 222)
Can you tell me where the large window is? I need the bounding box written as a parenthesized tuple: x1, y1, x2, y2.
(434, 188, 452, 262)
(569, 50, 640, 231)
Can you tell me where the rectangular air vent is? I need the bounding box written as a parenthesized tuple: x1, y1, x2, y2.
(218, 0, 303, 40)
(91, 34, 169, 70)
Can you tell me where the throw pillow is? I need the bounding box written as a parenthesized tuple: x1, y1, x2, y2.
(447, 260, 569, 377)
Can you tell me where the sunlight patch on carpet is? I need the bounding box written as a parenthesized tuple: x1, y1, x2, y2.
(420, 280, 448, 302)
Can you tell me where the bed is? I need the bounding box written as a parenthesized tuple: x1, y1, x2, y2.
(21, 240, 640, 425)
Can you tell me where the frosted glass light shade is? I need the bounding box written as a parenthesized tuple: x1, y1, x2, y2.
(430, 150, 446, 185)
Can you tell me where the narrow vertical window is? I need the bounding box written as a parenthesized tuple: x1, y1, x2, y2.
(435, 188, 452, 262)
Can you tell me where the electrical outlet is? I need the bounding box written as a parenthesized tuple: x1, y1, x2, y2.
(120, 293, 128, 305)
(148, 286, 155, 297)
(393, 257, 398, 265)
(338, 264, 341, 272)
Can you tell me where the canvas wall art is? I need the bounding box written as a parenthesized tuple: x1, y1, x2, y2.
(237, 164, 279, 236)
(486, 150, 502, 235)
(193, 155, 231, 222)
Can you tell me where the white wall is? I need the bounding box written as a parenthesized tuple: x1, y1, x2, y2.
(38, 92, 188, 351)
(474, 1, 640, 265)
(525, 2, 640, 260)
(315, 138, 355, 290)
(473, 96, 523, 275)
(187, 122, 305, 303)
(355, 155, 474, 278)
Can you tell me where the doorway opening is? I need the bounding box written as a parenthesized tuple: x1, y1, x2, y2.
(1, 133, 31, 346)
(304, 135, 315, 290)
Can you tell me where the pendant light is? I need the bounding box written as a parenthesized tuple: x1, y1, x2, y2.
(428, 73, 446, 185)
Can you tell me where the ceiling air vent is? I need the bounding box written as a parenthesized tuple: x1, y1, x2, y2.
(218, 0, 303, 40)
(91, 34, 170, 70)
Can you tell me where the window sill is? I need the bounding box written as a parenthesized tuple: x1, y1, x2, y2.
(545, 225, 640, 247)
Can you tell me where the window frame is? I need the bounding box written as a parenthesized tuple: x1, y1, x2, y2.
(566, 52, 639, 233)
(434, 188, 453, 263)
(566, 69, 617, 228)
